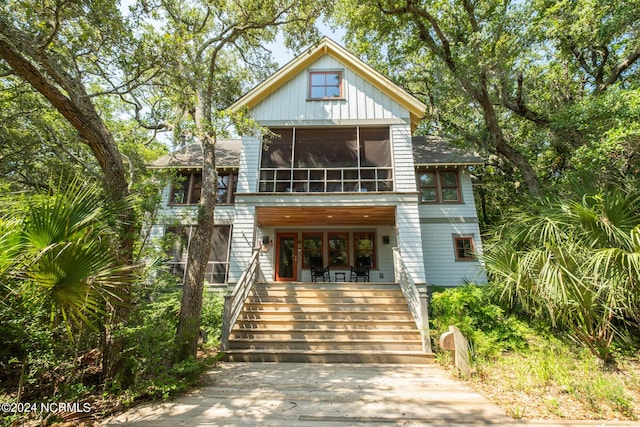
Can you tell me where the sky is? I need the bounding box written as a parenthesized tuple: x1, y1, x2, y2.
(119, 0, 345, 68)
(266, 23, 346, 67)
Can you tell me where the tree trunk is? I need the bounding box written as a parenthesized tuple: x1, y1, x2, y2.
(0, 25, 137, 383)
(174, 92, 217, 362)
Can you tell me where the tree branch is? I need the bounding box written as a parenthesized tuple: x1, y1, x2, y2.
(599, 49, 640, 92)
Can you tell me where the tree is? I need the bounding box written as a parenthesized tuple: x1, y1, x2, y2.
(332, 0, 640, 200)
(139, 0, 329, 362)
(484, 182, 640, 362)
(0, 0, 160, 382)
(2, 178, 135, 335)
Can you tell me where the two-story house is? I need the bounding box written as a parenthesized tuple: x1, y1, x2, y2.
(149, 38, 486, 362)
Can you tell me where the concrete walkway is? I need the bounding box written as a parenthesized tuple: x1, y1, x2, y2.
(104, 363, 638, 426)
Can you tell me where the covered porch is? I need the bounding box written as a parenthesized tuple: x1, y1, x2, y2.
(255, 206, 396, 283)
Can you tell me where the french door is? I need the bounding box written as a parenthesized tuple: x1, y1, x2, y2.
(275, 233, 298, 281)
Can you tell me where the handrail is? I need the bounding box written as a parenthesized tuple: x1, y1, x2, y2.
(393, 247, 432, 353)
(220, 249, 262, 351)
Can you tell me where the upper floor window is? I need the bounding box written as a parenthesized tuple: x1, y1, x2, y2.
(170, 170, 237, 205)
(216, 172, 237, 205)
(418, 169, 461, 203)
(170, 171, 202, 205)
(309, 71, 342, 99)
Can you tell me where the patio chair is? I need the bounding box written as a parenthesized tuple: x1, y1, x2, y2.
(349, 265, 369, 282)
(310, 256, 330, 282)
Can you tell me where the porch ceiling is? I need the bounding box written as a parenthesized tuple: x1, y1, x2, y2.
(256, 206, 396, 226)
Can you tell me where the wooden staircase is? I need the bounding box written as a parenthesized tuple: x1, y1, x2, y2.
(223, 282, 435, 364)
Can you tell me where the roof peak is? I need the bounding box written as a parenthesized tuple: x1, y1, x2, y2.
(230, 38, 426, 131)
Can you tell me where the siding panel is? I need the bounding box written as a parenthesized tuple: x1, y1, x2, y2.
(251, 56, 410, 123)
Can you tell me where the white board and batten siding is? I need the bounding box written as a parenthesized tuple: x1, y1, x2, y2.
(250, 56, 410, 124)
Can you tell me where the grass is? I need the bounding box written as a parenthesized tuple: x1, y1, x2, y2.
(467, 335, 640, 420)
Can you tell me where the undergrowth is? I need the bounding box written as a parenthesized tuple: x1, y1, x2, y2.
(0, 278, 225, 426)
(429, 284, 640, 420)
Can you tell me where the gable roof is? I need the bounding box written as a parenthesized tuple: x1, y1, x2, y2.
(229, 37, 427, 131)
(412, 136, 484, 167)
(148, 139, 241, 169)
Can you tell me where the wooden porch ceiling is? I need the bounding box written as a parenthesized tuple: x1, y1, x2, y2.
(256, 206, 396, 226)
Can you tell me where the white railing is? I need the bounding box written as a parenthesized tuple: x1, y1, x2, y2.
(393, 247, 432, 353)
(220, 249, 262, 351)
(259, 167, 393, 193)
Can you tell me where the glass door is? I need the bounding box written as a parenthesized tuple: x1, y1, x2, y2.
(275, 233, 298, 281)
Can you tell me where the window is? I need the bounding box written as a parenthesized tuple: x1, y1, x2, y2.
(454, 236, 475, 261)
(216, 173, 237, 204)
(354, 232, 376, 268)
(169, 171, 237, 205)
(170, 171, 202, 205)
(328, 233, 349, 267)
(165, 225, 232, 283)
(309, 71, 342, 99)
(259, 127, 393, 193)
(418, 169, 461, 203)
(302, 233, 323, 268)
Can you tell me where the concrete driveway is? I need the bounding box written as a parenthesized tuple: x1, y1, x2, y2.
(104, 363, 638, 426)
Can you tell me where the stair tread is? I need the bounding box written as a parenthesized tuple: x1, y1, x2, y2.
(230, 337, 421, 343)
(225, 349, 432, 354)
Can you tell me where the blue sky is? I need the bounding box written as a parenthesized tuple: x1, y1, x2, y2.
(266, 22, 346, 67)
(119, 0, 344, 68)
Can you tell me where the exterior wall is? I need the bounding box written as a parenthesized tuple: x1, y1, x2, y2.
(420, 222, 486, 285)
(251, 56, 410, 125)
(227, 204, 257, 283)
(395, 203, 427, 285)
(238, 136, 260, 194)
(391, 124, 417, 192)
(418, 169, 487, 285)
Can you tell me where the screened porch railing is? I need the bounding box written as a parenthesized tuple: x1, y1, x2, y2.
(259, 167, 393, 193)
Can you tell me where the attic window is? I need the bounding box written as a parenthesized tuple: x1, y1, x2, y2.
(309, 71, 342, 99)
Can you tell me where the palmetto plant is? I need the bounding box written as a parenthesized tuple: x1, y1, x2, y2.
(485, 184, 640, 363)
(1, 179, 134, 336)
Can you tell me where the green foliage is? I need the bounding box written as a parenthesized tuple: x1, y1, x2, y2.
(485, 183, 640, 362)
(3, 178, 135, 335)
(430, 285, 532, 360)
(200, 291, 224, 342)
(479, 336, 639, 419)
(114, 288, 209, 401)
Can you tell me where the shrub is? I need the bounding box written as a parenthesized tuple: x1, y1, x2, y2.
(430, 285, 532, 360)
(200, 291, 224, 343)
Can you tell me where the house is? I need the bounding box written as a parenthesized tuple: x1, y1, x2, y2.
(148, 38, 486, 362)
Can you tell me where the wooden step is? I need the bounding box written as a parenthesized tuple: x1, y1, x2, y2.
(228, 338, 424, 351)
(230, 329, 421, 341)
(223, 282, 434, 364)
(223, 349, 435, 364)
(235, 319, 417, 330)
(237, 310, 415, 322)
